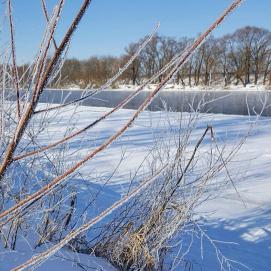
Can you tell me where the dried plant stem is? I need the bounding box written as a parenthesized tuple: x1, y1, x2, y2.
(11, 165, 168, 271)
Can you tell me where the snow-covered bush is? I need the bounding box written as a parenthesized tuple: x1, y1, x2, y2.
(0, 1, 245, 270)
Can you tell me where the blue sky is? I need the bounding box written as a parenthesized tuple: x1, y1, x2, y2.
(9, 0, 271, 63)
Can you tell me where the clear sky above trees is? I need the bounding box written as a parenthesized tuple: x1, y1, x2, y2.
(7, 0, 271, 63)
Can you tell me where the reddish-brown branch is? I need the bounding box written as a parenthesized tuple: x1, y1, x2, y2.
(0, 0, 244, 224)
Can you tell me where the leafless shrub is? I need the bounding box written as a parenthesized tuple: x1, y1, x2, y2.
(0, 1, 246, 270)
(88, 111, 247, 271)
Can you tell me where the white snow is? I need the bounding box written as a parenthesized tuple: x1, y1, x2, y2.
(64, 83, 271, 92)
(1, 104, 271, 270)
(0, 248, 116, 271)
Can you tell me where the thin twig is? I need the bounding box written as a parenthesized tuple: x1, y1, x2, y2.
(41, 0, 58, 50)
(8, 0, 20, 118)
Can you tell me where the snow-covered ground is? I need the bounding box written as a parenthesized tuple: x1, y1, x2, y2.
(1, 105, 271, 270)
(0, 247, 116, 271)
(63, 83, 271, 92)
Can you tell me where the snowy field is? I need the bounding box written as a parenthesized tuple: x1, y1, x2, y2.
(1, 104, 271, 270)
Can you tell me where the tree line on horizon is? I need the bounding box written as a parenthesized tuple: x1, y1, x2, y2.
(18, 26, 271, 89)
